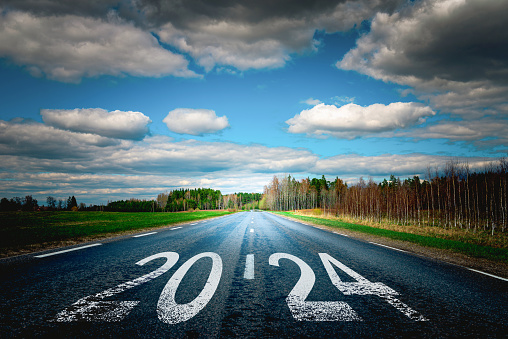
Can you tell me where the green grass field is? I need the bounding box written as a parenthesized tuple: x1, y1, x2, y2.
(275, 211, 508, 262)
(0, 210, 232, 257)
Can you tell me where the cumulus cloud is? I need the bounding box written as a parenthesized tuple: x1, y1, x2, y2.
(286, 102, 435, 139)
(337, 0, 508, 120)
(163, 109, 230, 135)
(149, 0, 404, 72)
(41, 108, 151, 140)
(0, 9, 198, 82)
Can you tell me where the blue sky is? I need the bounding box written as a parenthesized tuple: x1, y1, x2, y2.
(1, 0, 507, 204)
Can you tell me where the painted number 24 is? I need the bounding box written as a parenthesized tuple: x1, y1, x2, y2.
(53, 252, 426, 323)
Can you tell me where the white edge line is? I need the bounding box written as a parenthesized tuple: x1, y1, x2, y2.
(467, 268, 508, 282)
(369, 241, 408, 253)
(334, 232, 349, 237)
(35, 243, 102, 258)
(132, 231, 157, 238)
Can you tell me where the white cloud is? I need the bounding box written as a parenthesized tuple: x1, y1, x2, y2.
(0, 10, 198, 82)
(301, 98, 322, 106)
(332, 96, 355, 105)
(286, 102, 435, 139)
(163, 108, 230, 135)
(41, 108, 151, 140)
(157, 21, 299, 72)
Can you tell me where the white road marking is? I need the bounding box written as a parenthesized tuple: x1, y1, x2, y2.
(244, 254, 255, 279)
(467, 268, 508, 282)
(319, 253, 427, 321)
(171, 227, 183, 230)
(190, 223, 198, 225)
(132, 232, 157, 238)
(368, 242, 408, 253)
(158, 252, 222, 324)
(35, 243, 102, 258)
(250, 229, 254, 233)
(334, 232, 349, 237)
(53, 252, 179, 322)
(269, 253, 361, 321)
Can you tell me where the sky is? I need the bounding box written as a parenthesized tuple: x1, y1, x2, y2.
(0, 0, 507, 205)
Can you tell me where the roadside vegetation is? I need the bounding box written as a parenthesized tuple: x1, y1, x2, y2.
(275, 210, 507, 262)
(0, 210, 232, 258)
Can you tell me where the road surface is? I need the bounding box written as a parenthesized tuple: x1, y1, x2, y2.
(1, 211, 507, 337)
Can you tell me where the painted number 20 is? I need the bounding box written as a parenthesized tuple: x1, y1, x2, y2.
(53, 252, 221, 324)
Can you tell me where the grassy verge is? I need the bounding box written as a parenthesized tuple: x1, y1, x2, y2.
(0, 210, 232, 258)
(274, 211, 508, 262)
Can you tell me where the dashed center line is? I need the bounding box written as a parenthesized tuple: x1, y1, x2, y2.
(250, 229, 254, 233)
(171, 227, 183, 230)
(132, 232, 157, 238)
(35, 243, 102, 258)
(244, 254, 254, 279)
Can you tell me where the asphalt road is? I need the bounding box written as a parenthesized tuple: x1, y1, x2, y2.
(1, 211, 507, 338)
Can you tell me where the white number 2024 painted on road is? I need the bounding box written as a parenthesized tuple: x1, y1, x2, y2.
(52, 252, 426, 324)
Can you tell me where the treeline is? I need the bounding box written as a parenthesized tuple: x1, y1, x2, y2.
(103, 199, 155, 212)
(156, 189, 262, 212)
(0, 195, 79, 212)
(156, 188, 223, 212)
(0, 188, 263, 213)
(263, 159, 508, 235)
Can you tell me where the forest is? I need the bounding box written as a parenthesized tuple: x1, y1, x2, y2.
(263, 159, 508, 235)
(103, 189, 262, 212)
(156, 189, 262, 212)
